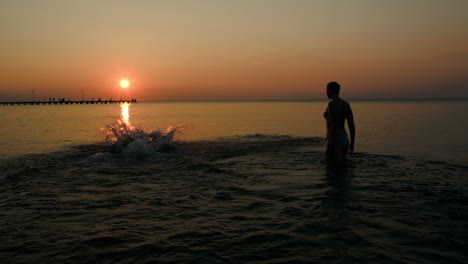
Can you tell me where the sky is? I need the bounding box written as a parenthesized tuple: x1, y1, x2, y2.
(0, 0, 467, 101)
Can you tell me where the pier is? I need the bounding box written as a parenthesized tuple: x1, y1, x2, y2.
(0, 99, 137, 106)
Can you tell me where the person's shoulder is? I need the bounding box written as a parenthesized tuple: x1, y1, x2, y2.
(341, 99, 352, 108)
(341, 99, 354, 116)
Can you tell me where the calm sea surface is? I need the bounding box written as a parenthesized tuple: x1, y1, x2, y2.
(1, 100, 467, 164)
(0, 100, 467, 263)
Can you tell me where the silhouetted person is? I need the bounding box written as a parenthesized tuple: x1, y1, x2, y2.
(324, 82, 355, 162)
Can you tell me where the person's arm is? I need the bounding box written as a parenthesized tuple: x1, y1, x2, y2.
(324, 105, 331, 139)
(347, 104, 355, 153)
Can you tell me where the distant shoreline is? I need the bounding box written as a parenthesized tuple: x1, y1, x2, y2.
(135, 98, 468, 103)
(1, 98, 467, 104)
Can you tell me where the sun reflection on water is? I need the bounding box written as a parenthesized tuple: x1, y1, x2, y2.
(121, 102, 130, 126)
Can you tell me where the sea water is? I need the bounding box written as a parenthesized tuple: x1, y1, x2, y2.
(0, 100, 467, 263)
(1, 100, 467, 164)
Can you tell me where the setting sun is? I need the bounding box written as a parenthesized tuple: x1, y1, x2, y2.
(120, 79, 129, 88)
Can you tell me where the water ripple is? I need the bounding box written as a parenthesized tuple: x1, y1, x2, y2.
(0, 136, 466, 263)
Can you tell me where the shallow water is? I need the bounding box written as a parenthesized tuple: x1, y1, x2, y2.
(0, 135, 467, 263)
(1, 100, 467, 263)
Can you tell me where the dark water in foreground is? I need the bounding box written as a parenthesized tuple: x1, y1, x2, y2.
(1, 135, 467, 264)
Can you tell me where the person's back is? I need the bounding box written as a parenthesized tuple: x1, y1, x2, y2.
(324, 82, 355, 161)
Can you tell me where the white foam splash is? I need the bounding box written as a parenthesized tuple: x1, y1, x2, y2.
(101, 120, 183, 157)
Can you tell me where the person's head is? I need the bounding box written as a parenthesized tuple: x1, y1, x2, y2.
(327, 81, 340, 99)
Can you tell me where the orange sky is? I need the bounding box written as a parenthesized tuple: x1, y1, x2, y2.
(0, 0, 467, 101)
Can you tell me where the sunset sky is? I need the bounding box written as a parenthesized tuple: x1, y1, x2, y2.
(0, 0, 467, 101)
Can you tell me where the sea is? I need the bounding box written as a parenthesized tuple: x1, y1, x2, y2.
(0, 100, 467, 264)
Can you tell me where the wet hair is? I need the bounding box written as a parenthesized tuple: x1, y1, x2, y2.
(327, 81, 340, 95)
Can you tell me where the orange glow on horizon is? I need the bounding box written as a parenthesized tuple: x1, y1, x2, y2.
(0, 1, 466, 101)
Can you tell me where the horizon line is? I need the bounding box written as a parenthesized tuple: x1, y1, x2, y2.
(136, 97, 468, 103)
(1, 97, 467, 103)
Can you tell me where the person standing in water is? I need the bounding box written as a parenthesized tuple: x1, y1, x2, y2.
(324, 82, 355, 161)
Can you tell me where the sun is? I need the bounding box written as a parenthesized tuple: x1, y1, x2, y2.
(120, 79, 129, 88)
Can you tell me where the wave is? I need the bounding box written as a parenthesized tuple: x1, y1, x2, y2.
(101, 120, 183, 155)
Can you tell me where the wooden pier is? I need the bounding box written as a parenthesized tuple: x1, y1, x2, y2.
(0, 99, 137, 106)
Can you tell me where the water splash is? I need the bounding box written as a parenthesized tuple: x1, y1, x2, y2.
(100, 120, 183, 157)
